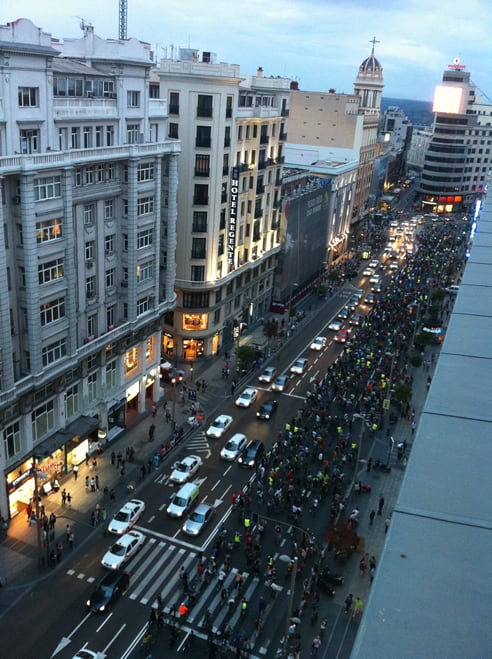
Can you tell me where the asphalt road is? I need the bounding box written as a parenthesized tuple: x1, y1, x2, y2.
(0, 259, 401, 659)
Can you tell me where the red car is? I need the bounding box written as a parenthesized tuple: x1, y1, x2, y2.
(335, 329, 350, 343)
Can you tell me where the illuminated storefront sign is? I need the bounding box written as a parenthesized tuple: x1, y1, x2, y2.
(228, 167, 239, 267)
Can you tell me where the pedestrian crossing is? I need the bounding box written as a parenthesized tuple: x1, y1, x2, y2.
(66, 531, 284, 655)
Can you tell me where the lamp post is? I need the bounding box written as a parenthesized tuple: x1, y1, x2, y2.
(171, 376, 177, 431)
(32, 458, 44, 568)
(279, 554, 298, 657)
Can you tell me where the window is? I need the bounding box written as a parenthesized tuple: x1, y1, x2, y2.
(106, 126, 114, 146)
(191, 266, 205, 282)
(71, 127, 80, 149)
(137, 296, 152, 316)
(36, 218, 62, 243)
(195, 154, 210, 177)
(127, 90, 141, 107)
(83, 204, 95, 226)
(168, 123, 179, 139)
(214, 308, 221, 325)
(192, 212, 207, 232)
(95, 126, 103, 147)
(40, 298, 65, 326)
(137, 197, 154, 216)
(88, 372, 97, 402)
(65, 384, 79, 419)
(20, 129, 40, 153)
(193, 184, 208, 205)
(85, 241, 95, 261)
(105, 235, 115, 254)
(106, 360, 117, 389)
(197, 94, 213, 117)
(150, 122, 158, 142)
(137, 261, 154, 282)
(18, 86, 39, 107)
(87, 313, 97, 338)
(218, 234, 224, 256)
(137, 163, 155, 182)
(183, 292, 210, 308)
(224, 126, 231, 148)
(196, 125, 211, 148)
(191, 237, 206, 259)
(41, 339, 66, 367)
(83, 127, 92, 148)
(34, 176, 61, 201)
(31, 400, 55, 441)
(169, 91, 180, 115)
(137, 229, 153, 248)
(127, 124, 139, 144)
(105, 268, 115, 289)
(104, 199, 114, 221)
(38, 259, 63, 285)
(84, 167, 95, 185)
(3, 422, 21, 460)
(86, 276, 96, 298)
(106, 304, 116, 328)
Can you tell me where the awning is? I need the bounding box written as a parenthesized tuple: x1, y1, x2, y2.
(35, 415, 99, 458)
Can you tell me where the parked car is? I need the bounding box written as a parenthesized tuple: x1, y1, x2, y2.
(290, 358, 308, 375)
(235, 387, 259, 408)
(101, 530, 145, 570)
(238, 440, 265, 468)
(256, 399, 278, 420)
(86, 570, 129, 613)
(206, 414, 233, 439)
(220, 433, 248, 461)
(107, 499, 145, 535)
(169, 455, 202, 484)
(258, 366, 277, 384)
(182, 503, 215, 536)
(271, 374, 290, 392)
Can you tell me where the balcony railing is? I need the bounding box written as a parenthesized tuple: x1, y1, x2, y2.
(197, 107, 213, 118)
(169, 103, 180, 115)
(194, 169, 210, 177)
(195, 138, 211, 148)
(193, 196, 209, 205)
(260, 135, 269, 144)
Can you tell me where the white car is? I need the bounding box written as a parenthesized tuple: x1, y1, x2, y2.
(271, 374, 290, 392)
(369, 259, 379, 268)
(369, 273, 381, 284)
(390, 261, 399, 270)
(206, 414, 233, 439)
(72, 650, 102, 659)
(290, 358, 308, 375)
(220, 433, 248, 461)
(107, 499, 146, 535)
(310, 336, 327, 351)
(170, 455, 203, 484)
(101, 530, 145, 569)
(328, 319, 343, 332)
(362, 267, 373, 277)
(235, 387, 259, 408)
(258, 366, 277, 384)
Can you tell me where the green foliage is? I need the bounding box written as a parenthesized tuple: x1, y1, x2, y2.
(409, 354, 422, 368)
(263, 319, 279, 340)
(414, 331, 435, 347)
(236, 345, 257, 365)
(393, 382, 413, 404)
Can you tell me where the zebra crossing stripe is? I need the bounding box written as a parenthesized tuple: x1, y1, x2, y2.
(144, 547, 197, 607)
(128, 541, 168, 599)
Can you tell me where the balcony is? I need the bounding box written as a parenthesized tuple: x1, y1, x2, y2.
(194, 168, 210, 177)
(149, 98, 168, 118)
(53, 97, 118, 121)
(256, 184, 265, 195)
(260, 134, 269, 145)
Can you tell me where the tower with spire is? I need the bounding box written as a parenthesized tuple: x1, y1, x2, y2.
(354, 37, 384, 114)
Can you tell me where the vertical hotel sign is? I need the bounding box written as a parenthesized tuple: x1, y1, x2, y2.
(228, 167, 239, 267)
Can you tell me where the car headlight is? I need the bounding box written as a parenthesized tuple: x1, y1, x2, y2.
(265, 414, 270, 419)
(86, 599, 91, 607)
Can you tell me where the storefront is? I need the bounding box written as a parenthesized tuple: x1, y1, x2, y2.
(4, 415, 99, 519)
(183, 338, 204, 361)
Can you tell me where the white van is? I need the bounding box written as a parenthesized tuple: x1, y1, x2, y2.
(166, 482, 200, 518)
(446, 285, 460, 295)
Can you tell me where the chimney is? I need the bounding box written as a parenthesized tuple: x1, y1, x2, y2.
(257, 67, 263, 78)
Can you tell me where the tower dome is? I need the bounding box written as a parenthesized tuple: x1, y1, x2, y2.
(357, 37, 383, 79)
(353, 37, 384, 114)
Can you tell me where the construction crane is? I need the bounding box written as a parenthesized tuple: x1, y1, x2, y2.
(119, 0, 128, 40)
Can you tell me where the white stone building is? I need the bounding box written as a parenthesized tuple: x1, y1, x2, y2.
(0, 19, 179, 519)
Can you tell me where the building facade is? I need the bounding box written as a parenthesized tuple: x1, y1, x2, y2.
(0, 19, 179, 520)
(419, 60, 492, 214)
(156, 54, 289, 358)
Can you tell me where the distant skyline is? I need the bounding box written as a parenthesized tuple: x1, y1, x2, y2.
(5, 0, 492, 101)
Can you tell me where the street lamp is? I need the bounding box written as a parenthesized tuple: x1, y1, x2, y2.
(171, 377, 177, 431)
(279, 554, 298, 657)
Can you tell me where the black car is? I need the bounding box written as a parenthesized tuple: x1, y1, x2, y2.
(256, 399, 278, 420)
(86, 570, 129, 612)
(238, 440, 265, 468)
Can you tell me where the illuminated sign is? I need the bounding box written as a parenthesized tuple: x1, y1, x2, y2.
(228, 168, 239, 267)
(433, 85, 463, 114)
(448, 57, 466, 70)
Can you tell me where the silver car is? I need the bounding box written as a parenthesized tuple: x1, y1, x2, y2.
(182, 503, 215, 536)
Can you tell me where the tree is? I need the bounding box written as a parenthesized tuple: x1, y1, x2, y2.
(236, 345, 257, 367)
(326, 521, 359, 558)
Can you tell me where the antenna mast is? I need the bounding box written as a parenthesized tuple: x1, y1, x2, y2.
(119, 0, 128, 40)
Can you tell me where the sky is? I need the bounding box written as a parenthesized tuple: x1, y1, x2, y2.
(5, 0, 492, 101)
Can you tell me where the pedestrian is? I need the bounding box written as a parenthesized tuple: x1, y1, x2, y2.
(110, 489, 115, 501)
(67, 492, 72, 508)
(90, 477, 96, 493)
(65, 524, 71, 543)
(359, 553, 369, 576)
(152, 402, 157, 417)
(369, 566, 376, 583)
(378, 495, 385, 515)
(95, 474, 100, 490)
(369, 509, 376, 525)
(61, 488, 67, 505)
(110, 451, 116, 466)
(366, 457, 373, 472)
(344, 593, 353, 613)
(385, 516, 391, 534)
(85, 452, 90, 466)
(49, 512, 57, 530)
(353, 596, 363, 618)
(68, 531, 75, 549)
(56, 542, 63, 563)
(311, 634, 321, 655)
(165, 410, 171, 424)
(92, 457, 97, 470)
(73, 464, 78, 480)
(85, 475, 90, 493)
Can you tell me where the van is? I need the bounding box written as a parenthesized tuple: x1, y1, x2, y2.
(446, 285, 460, 295)
(166, 482, 199, 518)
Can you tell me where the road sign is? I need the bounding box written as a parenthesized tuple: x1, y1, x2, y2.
(382, 398, 391, 410)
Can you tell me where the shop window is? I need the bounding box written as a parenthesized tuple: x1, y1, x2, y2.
(3, 421, 21, 460)
(183, 314, 208, 331)
(146, 337, 154, 364)
(125, 347, 140, 374)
